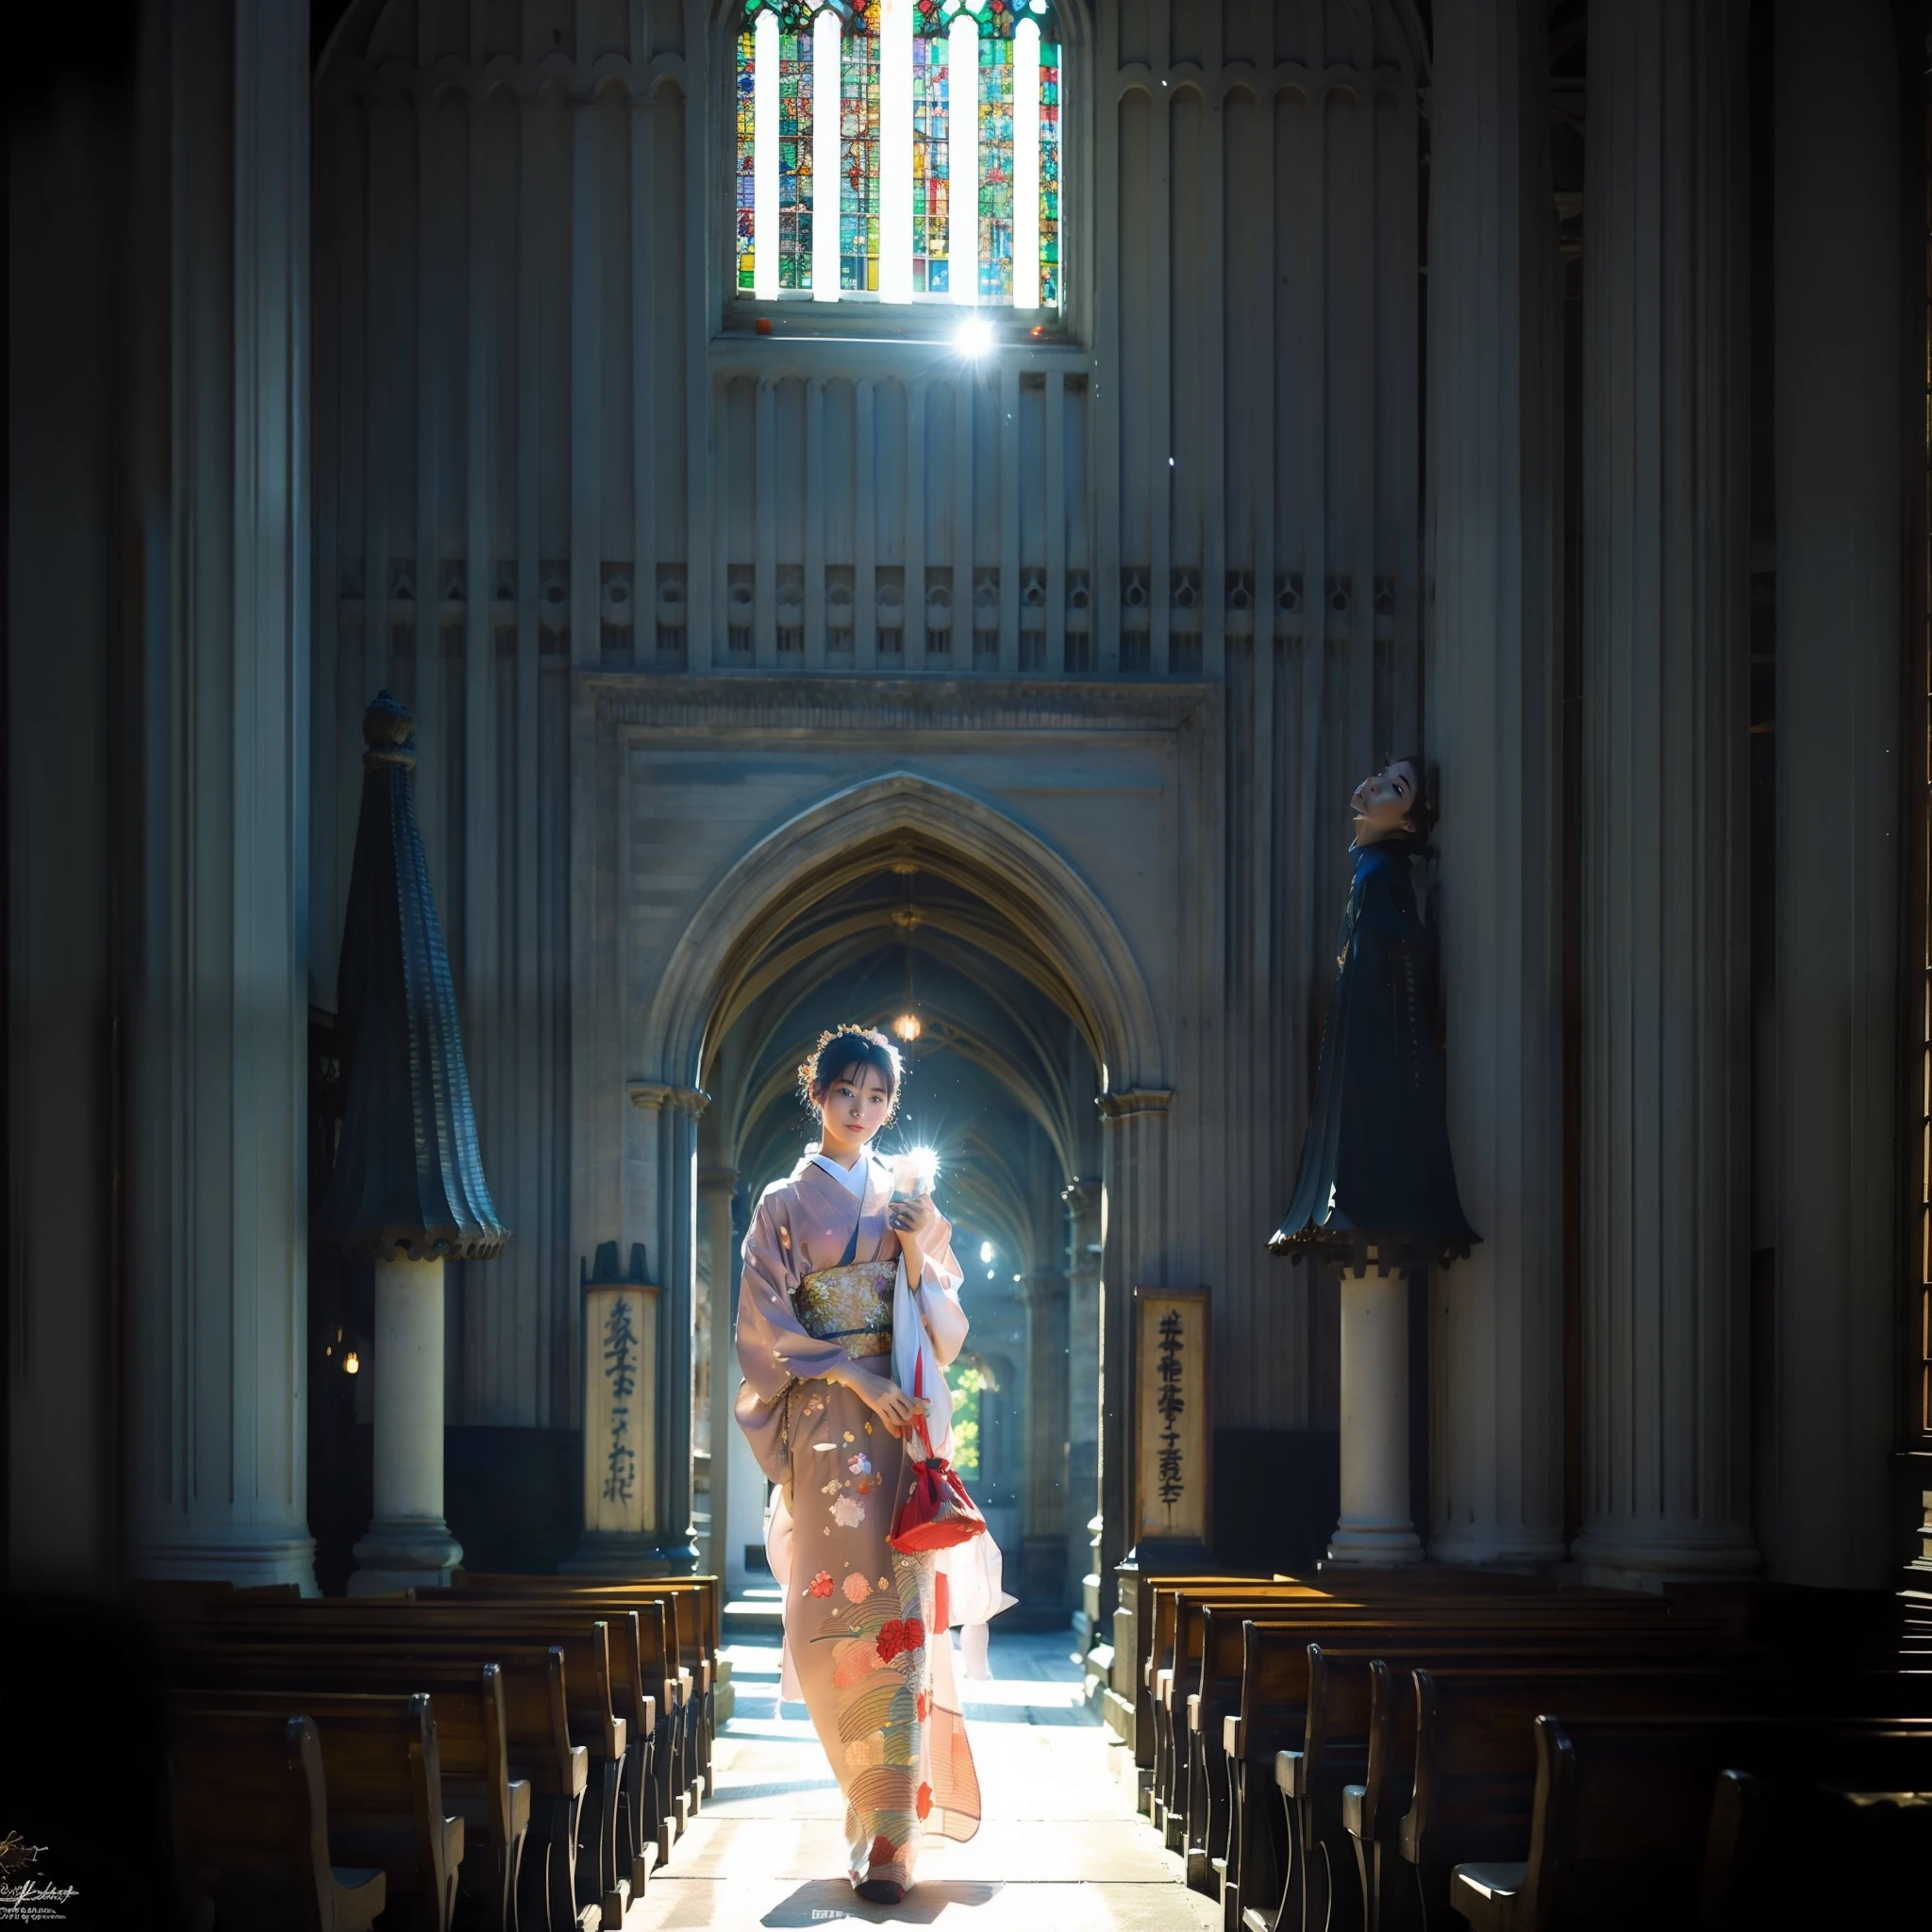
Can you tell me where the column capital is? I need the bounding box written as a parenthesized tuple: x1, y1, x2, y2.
(1096, 1088, 1173, 1124)
(697, 1164, 741, 1195)
(629, 1080, 710, 1117)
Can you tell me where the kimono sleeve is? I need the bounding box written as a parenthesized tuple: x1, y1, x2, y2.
(913, 1207, 970, 1364)
(733, 1185, 849, 1406)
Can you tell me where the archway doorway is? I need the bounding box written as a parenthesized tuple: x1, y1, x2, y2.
(689, 825, 1104, 1631)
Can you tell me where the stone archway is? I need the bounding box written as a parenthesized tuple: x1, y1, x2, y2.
(643, 768, 1164, 1094)
(644, 768, 1166, 1627)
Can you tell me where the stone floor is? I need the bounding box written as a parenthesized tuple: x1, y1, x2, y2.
(625, 1625, 1220, 1930)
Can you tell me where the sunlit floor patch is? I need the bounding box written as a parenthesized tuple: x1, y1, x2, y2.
(623, 1626, 1220, 1928)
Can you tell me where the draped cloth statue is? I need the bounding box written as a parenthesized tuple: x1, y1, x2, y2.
(1270, 760, 1479, 1278)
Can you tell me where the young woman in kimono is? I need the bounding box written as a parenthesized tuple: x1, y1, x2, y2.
(732, 1025, 991, 1904)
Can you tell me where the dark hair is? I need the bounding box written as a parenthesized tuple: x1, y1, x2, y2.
(1386, 753, 1437, 844)
(798, 1024, 903, 1119)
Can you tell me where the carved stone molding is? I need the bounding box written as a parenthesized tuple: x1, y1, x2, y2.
(630, 1082, 711, 1117)
(1095, 1088, 1174, 1124)
(581, 672, 1214, 738)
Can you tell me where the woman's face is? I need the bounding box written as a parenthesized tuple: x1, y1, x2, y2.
(815, 1062, 895, 1152)
(1351, 759, 1419, 838)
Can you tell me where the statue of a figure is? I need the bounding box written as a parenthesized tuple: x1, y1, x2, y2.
(1270, 758, 1479, 1276)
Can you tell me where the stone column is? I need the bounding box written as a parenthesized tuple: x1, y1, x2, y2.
(1424, 0, 1566, 1569)
(1063, 1177, 1104, 1638)
(699, 1164, 740, 1581)
(627, 1081, 708, 1573)
(1328, 1273, 1424, 1565)
(350, 1257, 462, 1591)
(1768, 0, 1901, 1588)
(129, 0, 317, 1591)
(1019, 1268, 1072, 1607)
(1572, 0, 1757, 1586)
(1096, 1091, 1172, 1607)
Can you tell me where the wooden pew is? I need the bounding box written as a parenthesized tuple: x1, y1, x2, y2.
(1150, 1585, 1330, 1839)
(1171, 1590, 1681, 1870)
(1384, 1663, 1766, 1932)
(1449, 1713, 1932, 1932)
(1222, 1611, 1728, 1932)
(1152, 1574, 1674, 1846)
(160, 1629, 580, 1932)
(1700, 1761, 1932, 1931)
(455, 1574, 720, 1811)
(167, 1690, 462, 1932)
(1123, 1564, 1614, 1778)
(1414, 1672, 1932, 1932)
(167, 1709, 387, 1932)
(1155, 1587, 1441, 1855)
(1119, 1571, 1297, 1775)
(203, 1597, 632, 1925)
(171, 1664, 525, 1932)
(444, 1583, 675, 1887)
(452, 1579, 692, 1854)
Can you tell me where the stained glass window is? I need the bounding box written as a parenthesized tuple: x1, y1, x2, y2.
(778, 16, 813, 289)
(1036, 29, 1058, 306)
(911, 32, 949, 293)
(736, 25, 757, 292)
(841, 0, 881, 291)
(976, 27, 1014, 302)
(735, 0, 1061, 312)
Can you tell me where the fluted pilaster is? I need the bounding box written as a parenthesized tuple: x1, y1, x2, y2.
(1426, 0, 1567, 1568)
(1063, 1177, 1104, 1618)
(129, 0, 317, 1591)
(1768, 0, 1901, 1588)
(1019, 1268, 1072, 1606)
(1097, 1091, 1171, 1606)
(698, 1163, 740, 1579)
(625, 1080, 709, 1573)
(1573, 0, 1757, 1583)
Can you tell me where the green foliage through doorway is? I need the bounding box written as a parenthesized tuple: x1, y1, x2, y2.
(946, 1362, 985, 1475)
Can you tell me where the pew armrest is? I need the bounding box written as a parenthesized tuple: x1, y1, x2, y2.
(1223, 1714, 1241, 1759)
(440, 1817, 465, 1884)
(508, 1778, 532, 1842)
(1448, 1860, 1527, 1932)
(1187, 1693, 1201, 1733)
(1275, 1750, 1304, 1798)
(1342, 1784, 1366, 1840)
(329, 1865, 388, 1932)
(568, 1743, 589, 1798)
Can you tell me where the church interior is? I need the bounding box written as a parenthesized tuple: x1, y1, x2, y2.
(10, 0, 1932, 1925)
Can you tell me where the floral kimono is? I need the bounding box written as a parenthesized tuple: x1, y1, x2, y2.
(733, 1150, 982, 1892)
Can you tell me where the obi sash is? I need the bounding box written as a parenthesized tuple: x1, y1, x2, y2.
(794, 1259, 896, 1360)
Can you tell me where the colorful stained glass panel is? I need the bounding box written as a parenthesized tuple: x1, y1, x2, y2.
(1038, 37, 1059, 306)
(841, 0, 881, 291)
(736, 26, 757, 291)
(778, 22, 812, 289)
(978, 30, 1014, 302)
(912, 33, 949, 293)
(736, 0, 1059, 308)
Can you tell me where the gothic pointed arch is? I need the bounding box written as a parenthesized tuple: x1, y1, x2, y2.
(643, 769, 1162, 1092)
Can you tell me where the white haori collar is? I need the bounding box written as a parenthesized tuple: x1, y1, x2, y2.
(808, 1149, 877, 1198)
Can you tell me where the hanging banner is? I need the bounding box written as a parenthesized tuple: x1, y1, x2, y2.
(582, 1277, 659, 1538)
(1133, 1287, 1211, 1550)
